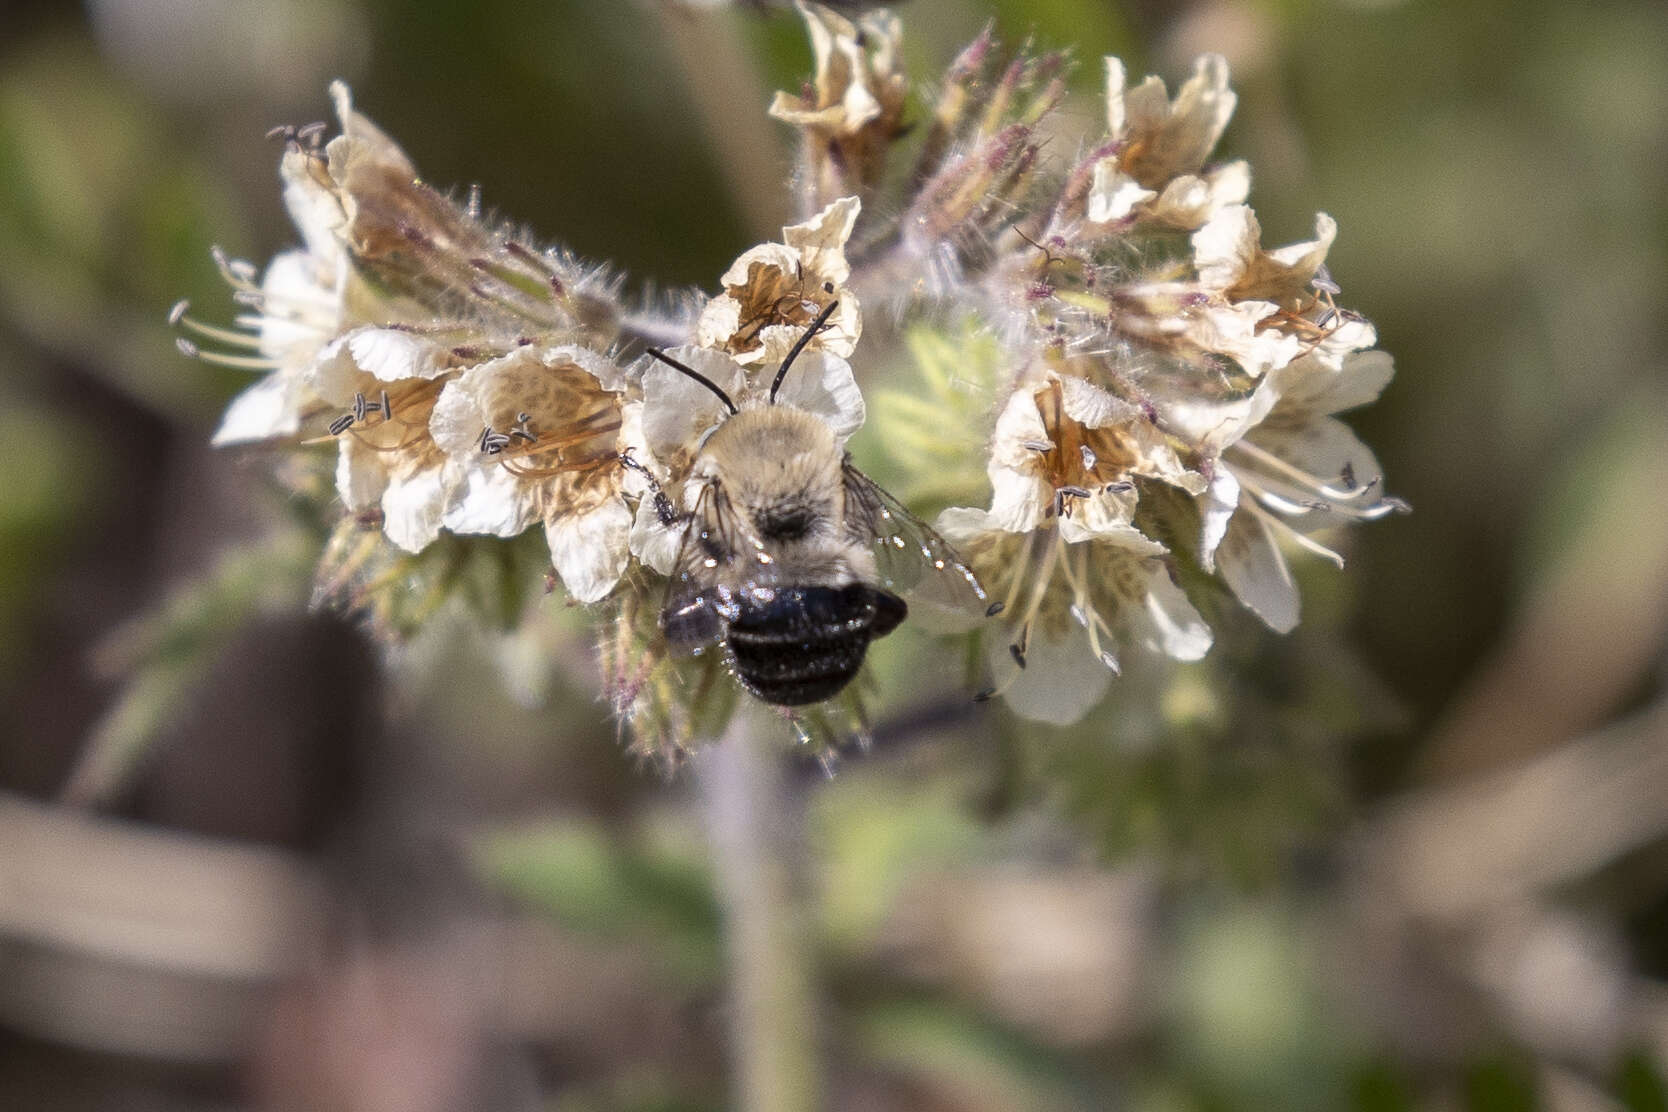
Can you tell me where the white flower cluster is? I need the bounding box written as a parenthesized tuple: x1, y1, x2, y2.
(760, 8, 1403, 724)
(188, 4, 1401, 744)
(192, 85, 645, 602)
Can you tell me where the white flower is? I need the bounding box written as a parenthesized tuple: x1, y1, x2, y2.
(768, 1, 907, 205)
(1196, 345, 1400, 631)
(429, 345, 634, 603)
(1193, 205, 1338, 309)
(939, 507, 1211, 725)
(936, 367, 1212, 723)
(305, 327, 460, 552)
(696, 197, 863, 367)
(208, 82, 440, 448)
(1086, 54, 1249, 229)
(984, 368, 1201, 532)
(1113, 279, 1306, 381)
(210, 196, 347, 446)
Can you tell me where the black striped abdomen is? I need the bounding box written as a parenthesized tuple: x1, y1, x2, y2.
(725, 584, 906, 706)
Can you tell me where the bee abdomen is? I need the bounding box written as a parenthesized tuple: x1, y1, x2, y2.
(726, 584, 906, 706)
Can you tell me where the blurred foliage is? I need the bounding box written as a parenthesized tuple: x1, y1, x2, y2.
(1, 0, 1666, 1109)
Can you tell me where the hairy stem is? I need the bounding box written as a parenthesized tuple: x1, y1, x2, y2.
(700, 709, 822, 1112)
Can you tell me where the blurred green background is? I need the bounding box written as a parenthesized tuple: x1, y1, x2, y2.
(1, 0, 1666, 1109)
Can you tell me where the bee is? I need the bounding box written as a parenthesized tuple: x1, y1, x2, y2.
(638, 302, 984, 707)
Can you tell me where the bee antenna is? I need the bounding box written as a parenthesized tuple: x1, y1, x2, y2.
(769, 299, 840, 404)
(645, 348, 738, 415)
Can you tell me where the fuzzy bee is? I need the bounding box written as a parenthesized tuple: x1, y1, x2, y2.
(633, 303, 984, 706)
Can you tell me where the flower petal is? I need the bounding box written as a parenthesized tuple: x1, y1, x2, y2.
(1276, 348, 1394, 417)
(995, 627, 1115, 726)
(335, 434, 388, 512)
(1216, 510, 1298, 632)
(1194, 205, 1336, 304)
(770, 350, 865, 443)
(255, 249, 340, 362)
(442, 461, 538, 537)
(639, 346, 746, 463)
(629, 495, 683, 576)
(1087, 161, 1154, 224)
(1197, 469, 1239, 573)
(212, 372, 303, 445)
(381, 464, 451, 553)
(345, 327, 453, 383)
(547, 497, 632, 604)
(308, 328, 451, 407)
(782, 195, 860, 286)
(1135, 566, 1212, 660)
(324, 80, 415, 184)
(934, 505, 1001, 544)
(694, 294, 743, 353)
(429, 373, 487, 457)
(715, 242, 803, 296)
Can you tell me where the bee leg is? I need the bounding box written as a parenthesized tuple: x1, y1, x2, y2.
(618, 451, 681, 527)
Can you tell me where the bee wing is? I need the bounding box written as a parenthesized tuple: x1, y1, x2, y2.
(841, 463, 987, 620)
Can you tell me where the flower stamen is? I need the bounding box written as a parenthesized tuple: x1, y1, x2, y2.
(1230, 440, 1379, 502)
(1244, 499, 1346, 570)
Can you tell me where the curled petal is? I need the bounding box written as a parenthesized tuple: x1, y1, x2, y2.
(693, 295, 743, 354)
(1194, 205, 1337, 305)
(715, 242, 803, 295)
(700, 197, 863, 365)
(1197, 469, 1240, 573)
(278, 147, 347, 269)
(781, 196, 860, 286)
(1085, 163, 1153, 225)
(310, 327, 451, 406)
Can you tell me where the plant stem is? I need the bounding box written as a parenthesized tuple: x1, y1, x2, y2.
(700, 709, 822, 1112)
